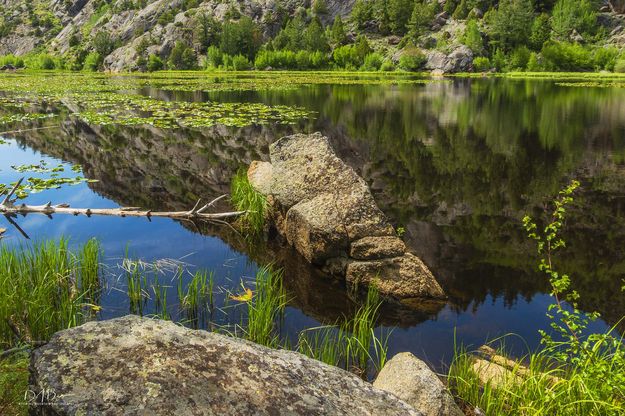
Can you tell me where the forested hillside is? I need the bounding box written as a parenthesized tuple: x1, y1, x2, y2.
(1, 0, 624, 72)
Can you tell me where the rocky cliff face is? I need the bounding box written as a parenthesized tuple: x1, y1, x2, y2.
(0, 0, 354, 71)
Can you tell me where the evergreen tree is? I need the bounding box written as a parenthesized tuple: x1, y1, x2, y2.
(453, 0, 471, 20)
(530, 13, 551, 50)
(220, 16, 262, 59)
(551, 0, 597, 40)
(463, 20, 484, 55)
(407, 0, 434, 40)
(329, 16, 348, 46)
(388, 0, 414, 36)
(168, 42, 197, 70)
(376, 0, 392, 35)
(194, 13, 221, 51)
(303, 18, 330, 52)
(352, 0, 373, 29)
(490, 0, 535, 51)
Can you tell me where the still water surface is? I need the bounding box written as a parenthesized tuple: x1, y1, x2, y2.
(1, 74, 623, 370)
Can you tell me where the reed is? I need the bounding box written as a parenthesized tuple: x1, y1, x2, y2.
(243, 265, 287, 348)
(0, 239, 101, 348)
(230, 169, 267, 235)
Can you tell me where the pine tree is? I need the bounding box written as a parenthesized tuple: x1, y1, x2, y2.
(407, 0, 433, 40)
(352, 0, 373, 29)
(463, 20, 483, 55)
(490, 0, 535, 51)
(388, 0, 414, 36)
(329, 16, 348, 46)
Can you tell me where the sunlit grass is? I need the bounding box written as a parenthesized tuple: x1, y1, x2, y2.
(231, 169, 267, 235)
(0, 239, 101, 349)
(0, 353, 28, 416)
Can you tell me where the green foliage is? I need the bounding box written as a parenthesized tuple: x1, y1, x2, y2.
(351, 0, 374, 29)
(193, 13, 221, 51)
(449, 181, 625, 415)
(489, 0, 535, 51)
(388, 0, 413, 35)
(82, 52, 102, 71)
(92, 31, 117, 57)
(530, 13, 551, 50)
(380, 59, 396, 71)
(472, 56, 491, 72)
(242, 265, 287, 348)
(453, 0, 471, 20)
(168, 41, 197, 70)
(399, 48, 427, 72)
(541, 41, 593, 71)
(526, 52, 541, 71)
(551, 0, 597, 41)
(463, 20, 484, 55)
(593, 47, 619, 72)
(205, 45, 223, 68)
(220, 16, 262, 60)
(509, 46, 531, 71)
(0, 55, 25, 68)
(329, 16, 348, 46)
(231, 169, 267, 235)
(407, 0, 435, 40)
(333, 45, 363, 69)
(0, 239, 101, 349)
(147, 54, 164, 72)
(231, 54, 251, 71)
(362, 52, 384, 71)
(614, 59, 625, 74)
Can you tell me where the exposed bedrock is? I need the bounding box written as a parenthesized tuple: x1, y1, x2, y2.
(247, 133, 446, 300)
(29, 315, 421, 416)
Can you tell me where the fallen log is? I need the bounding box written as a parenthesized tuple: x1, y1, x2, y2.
(1, 178, 245, 221)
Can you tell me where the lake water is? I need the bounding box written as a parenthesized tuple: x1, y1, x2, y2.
(1, 73, 623, 371)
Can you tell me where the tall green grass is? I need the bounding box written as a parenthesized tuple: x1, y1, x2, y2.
(297, 287, 390, 377)
(242, 265, 287, 348)
(0, 239, 101, 349)
(230, 169, 267, 235)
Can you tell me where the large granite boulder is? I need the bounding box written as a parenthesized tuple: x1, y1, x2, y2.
(373, 352, 464, 416)
(247, 133, 445, 300)
(425, 46, 473, 73)
(30, 315, 421, 416)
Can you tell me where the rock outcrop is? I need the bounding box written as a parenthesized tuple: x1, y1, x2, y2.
(247, 133, 445, 300)
(30, 315, 421, 416)
(373, 352, 464, 416)
(425, 45, 473, 73)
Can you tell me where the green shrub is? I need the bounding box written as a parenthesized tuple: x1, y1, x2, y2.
(168, 41, 197, 70)
(541, 41, 593, 71)
(361, 52, 383, 71)
(231, 54, 251, 70)
(614, 59, 625, 73)
(593, 47, 619, 71)
(147, 54, 164, 72)
(380, 60, 395, 72)
(83, 52, 102, 71)
(333, 44, 361, 69)
(526, 52, 541, 71)
(508, 46, 531, 71)
(205, 45, 223, 68)
(0, 55, 25, 68)
(398, 48, 426, 72)
(472, 56, 491, 72)
(309, 51, 329, 69)
(296, 50, 312, 69)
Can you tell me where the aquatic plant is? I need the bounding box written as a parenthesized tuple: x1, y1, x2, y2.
(297, 286, 390, 377)
(230, 169, 267, 235)
(178, 270, 214, 326)
(241, 265, 288, 348)
(448, 180, 625, 415)
(0, 239, 101, 349)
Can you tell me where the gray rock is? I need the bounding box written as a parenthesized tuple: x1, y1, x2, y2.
(374, 352, 464, 416)
(249, 133, 445, 300)
(425, 46, 473, 73)
(350, 236, 406, 260)
(346, 253, 445, 299)
(30, 315, 421, 416)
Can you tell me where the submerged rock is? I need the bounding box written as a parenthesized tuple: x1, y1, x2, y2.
(30, 315, 421, 416)
(373, 352, 464, 416)
(248, 133, 445, 300)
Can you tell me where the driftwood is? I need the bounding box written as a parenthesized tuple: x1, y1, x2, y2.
(1, 178, 245, 236)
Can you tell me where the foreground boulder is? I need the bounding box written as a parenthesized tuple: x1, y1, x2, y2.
(373, 353, 464, 416)
(30, 316, 421, 416)
(248, 133, 445, 300)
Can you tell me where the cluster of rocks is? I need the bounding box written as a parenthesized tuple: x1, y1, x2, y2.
(247, 133, 445, 300)
(29, 315, 464, 416)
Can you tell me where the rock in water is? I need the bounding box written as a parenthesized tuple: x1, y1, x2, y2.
(373, 353, 464, 416)
(30, 316, 421, 416)
(248, 133, 445, 300)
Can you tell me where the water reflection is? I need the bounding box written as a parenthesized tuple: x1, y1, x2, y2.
(3, 76, 624, 366)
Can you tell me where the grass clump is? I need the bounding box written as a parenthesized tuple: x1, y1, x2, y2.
(230, 169, 267, 235)
(242, 265, 287, 348)
(297, 286, 390, 377)
(449, 180, 625, 415)
(0, 239, 101, 349)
